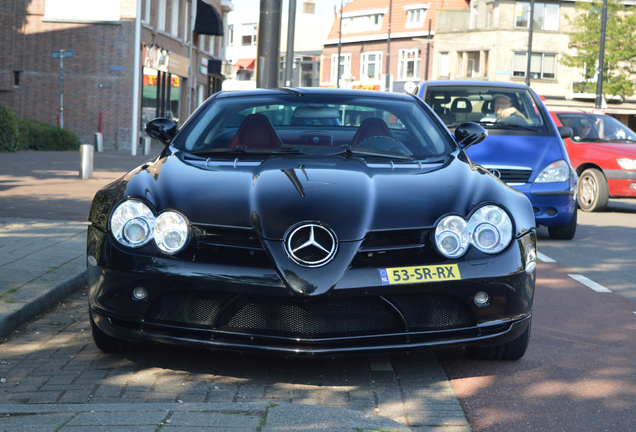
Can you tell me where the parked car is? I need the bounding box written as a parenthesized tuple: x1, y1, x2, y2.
(87, 88, 537, 360)
(417, 81, 577, 240)
(550, 111, 636, 211)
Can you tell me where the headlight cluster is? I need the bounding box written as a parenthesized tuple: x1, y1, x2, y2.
(535, 159, 570, 183)
(617, 158, 636, 170)
(109, 200, 189, 254)
(435, 205, 513, 258)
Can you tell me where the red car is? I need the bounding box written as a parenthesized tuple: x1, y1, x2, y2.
(550, 111, 636, 211)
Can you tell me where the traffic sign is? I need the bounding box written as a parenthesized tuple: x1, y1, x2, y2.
(51, 50, 74, 59)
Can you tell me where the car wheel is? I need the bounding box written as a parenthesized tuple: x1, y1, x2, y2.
(577, 168, 609, 212)
(90, 313, 143, 353)
(467, 318, 531, 360)
(547, 207, 577, 240)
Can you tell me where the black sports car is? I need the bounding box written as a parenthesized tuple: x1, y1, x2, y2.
(87, 88, 537, 360)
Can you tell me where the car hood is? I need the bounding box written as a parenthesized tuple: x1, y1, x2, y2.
(466, 133, 567, 181)
(573, 141, 636, 157)
(91, 151, 533, 241)
(89, 151, 534, 297)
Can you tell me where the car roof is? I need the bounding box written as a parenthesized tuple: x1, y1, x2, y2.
(213, 87, 417, 101)
(421, 80, 531, 89)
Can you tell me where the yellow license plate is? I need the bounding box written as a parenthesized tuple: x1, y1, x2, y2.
(379, 264, 461, 285)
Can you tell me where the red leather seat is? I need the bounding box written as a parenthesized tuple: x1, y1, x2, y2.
(349, 118, 394, 147)
(228, 113, 283, 149)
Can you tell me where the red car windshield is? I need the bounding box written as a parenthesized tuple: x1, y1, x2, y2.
(556, 113, 636, 143)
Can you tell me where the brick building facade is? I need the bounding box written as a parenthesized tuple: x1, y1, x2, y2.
(0, 0, 233, 151)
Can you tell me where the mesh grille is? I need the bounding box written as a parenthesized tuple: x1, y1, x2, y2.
(145, 291, 227, 327)
(488, 168, 532, 184)
(216, 296, 403, 337)
(391, 294, 475, 330)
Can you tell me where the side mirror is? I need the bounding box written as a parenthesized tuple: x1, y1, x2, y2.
(558, 126, 573, 139)
(454, 122, 488, 149)
(145, 118, 177, 146)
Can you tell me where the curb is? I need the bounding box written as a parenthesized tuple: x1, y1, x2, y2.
(0, 271, 86, 339)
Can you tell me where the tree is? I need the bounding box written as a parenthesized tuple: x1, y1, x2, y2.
(562, 0, 636, 100)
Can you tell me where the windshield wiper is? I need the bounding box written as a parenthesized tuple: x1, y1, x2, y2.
(337, 146, 412, 160)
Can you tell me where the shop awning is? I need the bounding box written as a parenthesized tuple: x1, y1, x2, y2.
(194, 0, 223, 36)
(234, 58, 255, 70)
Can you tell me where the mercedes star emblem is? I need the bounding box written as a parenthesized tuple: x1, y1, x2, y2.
(285, 223, 337, 267)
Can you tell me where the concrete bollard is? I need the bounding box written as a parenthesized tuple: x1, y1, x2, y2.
(94, 132, 103, 152)
(79, 144, 94, 179)
(143, 137, 151, 155)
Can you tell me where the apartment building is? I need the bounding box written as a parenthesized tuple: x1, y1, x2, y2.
(322, 0, 469, 93)
(0, 0, 233, 151)
(434, 0, 636, 127)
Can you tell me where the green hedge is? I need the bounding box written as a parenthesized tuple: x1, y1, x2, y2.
(0, 105, 20, 152)
(17, 119, 80, 151)
(0, 104, 81, 152)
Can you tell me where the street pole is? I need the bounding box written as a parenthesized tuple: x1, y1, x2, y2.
(425, 19, 431, 81)
(384, 0, 392, 92)
(285, 0, 297, 86)
(59, 53, 64, 129)
(256, 0, 282, 88)
(595, 0, 608, 109)
(187, 0, 197, 117)
(524, 0, 535, 87)
(336, 0, 342, 88)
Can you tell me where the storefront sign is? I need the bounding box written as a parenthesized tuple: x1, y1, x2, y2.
(168, 53, 190, 78)
(351, 84, 380, 91)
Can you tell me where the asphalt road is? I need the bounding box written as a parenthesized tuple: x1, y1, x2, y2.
(439, 200, 636, 431)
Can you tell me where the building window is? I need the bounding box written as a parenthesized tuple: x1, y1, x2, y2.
(209, 35, 215, 56)
(13, 71, 20, 88)
(470, 1, 478, 29)
(228, 24, 234, 46)
(143, 0, 151, 24)
(241, 23, 257, 46)
(171, 0, 179, 37)
(330, 53, 351, 83)
(197, 84, 206, 107)
(406, 9, 426, 28)
(513, 52, 557, 79)
(515, 2, 559, 30)
(361, 51, 382, 81)
(398, 49, 421, 80)
(486, 2, 494, 28)
(439, 53, 449, 77)
(466, 52, 480, 78)
(342, 14, 383, 33)
(158, 0, 166, 31)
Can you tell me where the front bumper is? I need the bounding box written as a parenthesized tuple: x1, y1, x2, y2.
(87, 225, 536, 356)
(511, 180, 576, 227)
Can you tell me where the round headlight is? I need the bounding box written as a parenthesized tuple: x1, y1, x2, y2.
(110, 200, 155, 248)
(468, 206, 512, 254)
(435, 215, 469, 258)
(154, 211, 189, 254)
